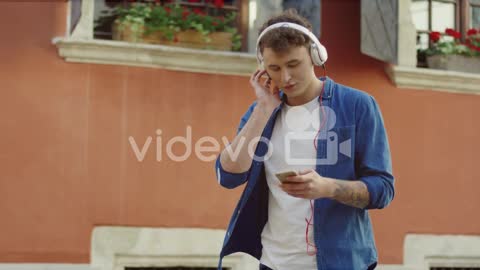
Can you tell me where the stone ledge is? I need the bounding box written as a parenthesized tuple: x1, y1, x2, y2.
(404, 234, 480, 267)
(90, 226, 258, 270)
(0, 264, 94, 270)
(53, 37, 258, 76)
(386, 64, 480, 95)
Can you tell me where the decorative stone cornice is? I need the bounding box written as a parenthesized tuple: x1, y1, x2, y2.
(386, 64, 480, 95)
(53, 38, 258, 76)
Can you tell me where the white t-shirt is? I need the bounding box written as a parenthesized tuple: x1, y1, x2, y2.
(260, 96, 320, 270)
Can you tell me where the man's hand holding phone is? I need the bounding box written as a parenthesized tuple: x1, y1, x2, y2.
(277, 169, 336, 200)
(275, 170, 299, 184)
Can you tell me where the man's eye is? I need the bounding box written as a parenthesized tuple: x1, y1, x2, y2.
(288, 63, 299, 68)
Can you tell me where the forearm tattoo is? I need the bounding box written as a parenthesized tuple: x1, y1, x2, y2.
(332, 180, 370, 209)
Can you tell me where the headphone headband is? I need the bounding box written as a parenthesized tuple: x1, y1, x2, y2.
(256, 22, 328, 67)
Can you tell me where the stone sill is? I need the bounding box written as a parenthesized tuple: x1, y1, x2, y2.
(386, 64, 480, 95)
(52, 37, 258, 76)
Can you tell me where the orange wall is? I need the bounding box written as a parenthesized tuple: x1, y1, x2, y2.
(0, 0, 479, 264)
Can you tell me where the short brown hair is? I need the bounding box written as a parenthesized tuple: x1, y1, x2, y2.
(258, 9, 313, 55)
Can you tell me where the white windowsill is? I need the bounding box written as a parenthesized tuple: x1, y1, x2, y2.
(52, 37, 258, 76)
(386, 64, 480, 95)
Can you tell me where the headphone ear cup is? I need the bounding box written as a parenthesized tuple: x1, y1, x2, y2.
(317, 43, 328, 65)
(310, 44, 322, 66)
(257, 50, 264, 69)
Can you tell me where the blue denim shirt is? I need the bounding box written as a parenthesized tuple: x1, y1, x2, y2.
(215, 77, 395, 270)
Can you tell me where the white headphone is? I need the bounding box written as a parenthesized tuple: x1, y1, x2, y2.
(256, 22, 328, 67)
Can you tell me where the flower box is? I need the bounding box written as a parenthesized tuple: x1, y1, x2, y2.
(427, 54, 480, 74)
(112, 20, 233, 51)
(112, 20, 144, 43)
(422, 28, 480, 74)
(144, 29, 233, 50)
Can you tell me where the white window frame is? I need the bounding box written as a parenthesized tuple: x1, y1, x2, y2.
(387, 0, 480, 95)
(53, 0, 260, 76)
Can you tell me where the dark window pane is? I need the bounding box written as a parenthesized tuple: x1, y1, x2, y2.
(471, 6, 480, 28)
(94, 0, 121, 40)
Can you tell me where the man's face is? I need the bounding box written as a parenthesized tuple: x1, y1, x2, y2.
(262, 45, 315, 99)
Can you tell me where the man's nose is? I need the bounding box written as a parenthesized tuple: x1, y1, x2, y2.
(281, 69, 292, 84)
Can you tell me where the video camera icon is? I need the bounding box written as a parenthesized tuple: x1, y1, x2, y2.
(283, 105, 351, 166)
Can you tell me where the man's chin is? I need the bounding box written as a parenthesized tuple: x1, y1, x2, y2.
(283, 89, 301, 98)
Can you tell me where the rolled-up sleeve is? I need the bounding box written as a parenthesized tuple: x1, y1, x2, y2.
(215, 157, 249, 189)
(355, 95, 395, 209)
(215, 102, 257, 189)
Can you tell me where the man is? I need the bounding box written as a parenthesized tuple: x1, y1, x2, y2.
(215, 9, 394, 270)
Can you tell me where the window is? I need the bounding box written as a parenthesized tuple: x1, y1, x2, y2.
(410, 0, 480, 66)
(57, 0, 258, 75)
(57, 0, 323, 76)
(410, 0, 457, 50)
(92, 0, 247, 51)
(361, 0, 480, 94)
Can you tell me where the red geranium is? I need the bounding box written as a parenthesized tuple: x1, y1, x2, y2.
(445, 28, 461, 39)
(213, 0, 224, 8)
(429, 31, 441, 43)
(467, 28, 478, 36)
(424, 27, 480, 57)
(193, 8, 206, 15)
(107, 0, 242, 50)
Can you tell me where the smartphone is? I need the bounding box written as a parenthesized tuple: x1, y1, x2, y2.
(275, 170, 298, 183)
